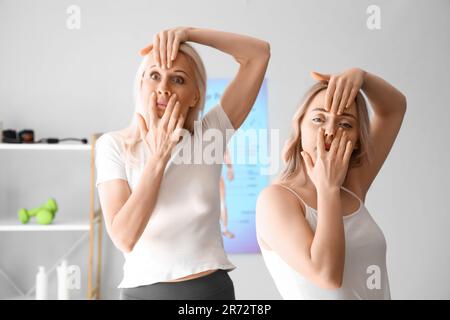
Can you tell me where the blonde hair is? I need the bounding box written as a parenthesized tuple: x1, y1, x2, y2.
(279, 81, 372, 182)
(111, 43, 207, 169)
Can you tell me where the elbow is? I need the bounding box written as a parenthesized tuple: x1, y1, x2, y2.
(256, 41, 271, 63)
(296, 259, 344, 289)
(111, 229, 136, 253)
(395, 91, 407, 114)
(118, 232, 137, 253)
(295, 265, 343, 289)
(401, 94, 407, 112)
(312, 268, 344, 289)
(318, 276, 343, 290)
(393, 89, 407, 114)
(109, 218, 136, 253)
(262, 41, 271, 59)
(312, 272, 343, 290)
(114, 240, 134, 253)
(119, 241, 134, 254)
(243, 41, 270, 66)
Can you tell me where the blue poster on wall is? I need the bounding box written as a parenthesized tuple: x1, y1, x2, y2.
(203, 79, 269, 254)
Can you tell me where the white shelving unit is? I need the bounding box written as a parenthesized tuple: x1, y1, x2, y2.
(0, 134, 103, 299)
(0, 220, 90, 232)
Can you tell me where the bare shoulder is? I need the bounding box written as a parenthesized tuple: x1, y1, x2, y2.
(256, 183, 311, 252)
(258, 184, 294, 206)
(256, 184, 306, 220)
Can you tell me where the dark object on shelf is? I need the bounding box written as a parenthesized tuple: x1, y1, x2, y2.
(2, 129, 88, 144)
(36, 137, 88, 144)
(19, 129, 35, 143)
(2, 129, 20, 143)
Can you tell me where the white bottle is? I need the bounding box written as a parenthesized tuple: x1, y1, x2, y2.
(35, 266, 48, 300)
(56, 259, 70, 300)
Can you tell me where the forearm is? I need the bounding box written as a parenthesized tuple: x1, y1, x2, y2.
(187, 27, 270, 65)
(361, 70, 407, 117)
(111, 156, 167, 252)
(309, 187, 345, 285)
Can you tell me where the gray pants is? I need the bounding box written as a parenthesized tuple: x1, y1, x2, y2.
(119, 269, 235, 300)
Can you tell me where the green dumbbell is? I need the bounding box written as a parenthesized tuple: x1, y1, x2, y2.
(18, 198, 58, 225)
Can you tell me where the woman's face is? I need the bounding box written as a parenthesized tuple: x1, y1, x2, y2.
(140, 51, 199, 119)
(300, 89, 359, 163)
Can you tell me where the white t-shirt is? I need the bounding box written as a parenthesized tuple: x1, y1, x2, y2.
(95, 104, 237, 288)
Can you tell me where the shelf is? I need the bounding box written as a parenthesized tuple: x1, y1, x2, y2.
(0, 143, 91, 151)
(0, 133, 103, 299)
(0, 220, 90, 231)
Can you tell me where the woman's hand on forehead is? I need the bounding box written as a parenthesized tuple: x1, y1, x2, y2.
(310, 68, 366, 116)
(139, 27, 191, 69)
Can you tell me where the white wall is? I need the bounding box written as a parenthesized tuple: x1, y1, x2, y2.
(1, 0, 449, 299)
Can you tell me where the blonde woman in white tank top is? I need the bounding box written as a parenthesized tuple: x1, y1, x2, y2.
(256, 68, 406, 299)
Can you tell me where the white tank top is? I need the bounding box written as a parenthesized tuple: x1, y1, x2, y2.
(260, 184, 391, 299)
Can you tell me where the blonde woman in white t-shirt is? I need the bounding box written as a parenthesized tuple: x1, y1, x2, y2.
(95, 27, 270, 300)
(256, 68, 406, 299)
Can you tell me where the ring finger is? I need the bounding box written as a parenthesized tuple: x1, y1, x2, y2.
(161, 93, 177, 129)
(337, 130, 348, 160)
(337, 85, 351, 115)
(325, 79, 336, 111)
(330, 81, 344, 114)
(153, 34, 161, 68)
(166, 32, 174, 69)
(329, 127, 343, 157)
(147, 91, 158, 129)
(167, 101, 181, 132)
(159, 31, 167, 70)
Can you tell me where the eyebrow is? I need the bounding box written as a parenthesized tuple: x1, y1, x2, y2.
(148, 65, 189, 76)
(311, 107, 357, 120)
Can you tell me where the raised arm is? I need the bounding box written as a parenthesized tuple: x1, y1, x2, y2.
(357, 71, 407, 194)
(187, 28, 270, 129)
